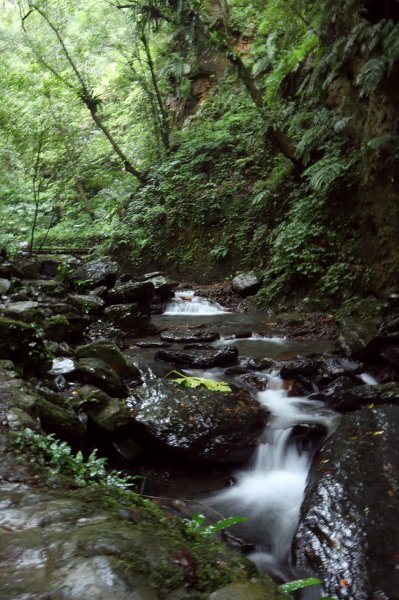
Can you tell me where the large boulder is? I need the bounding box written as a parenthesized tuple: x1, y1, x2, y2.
(70, 258, 120, 289)
(144, 272, 178, 299)
(327, 382, 399, 412)
(73, 358, 128, 398)
(42, 313, 90, 343)
(104, 303, 152, 335)
(295, 404, 399, 600)
(3, 301, 43, 322)
(75, 340, 141, 380)
(0, 482, 281, 600)
(231, 272, 262, 298)
(107, 281, 155, 304)
(130, 378, 266, 464)
(67, 293, 105, 315)
(0, 316, 49, 371)
(155, 346, 239, 369)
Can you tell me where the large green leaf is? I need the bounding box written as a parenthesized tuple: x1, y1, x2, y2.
(165, 371, 232, 392)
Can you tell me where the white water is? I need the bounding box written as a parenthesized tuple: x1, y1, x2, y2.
(360, 372, 378, 385)
(206, 375, 337, 565)
(163, 291, 227, 315)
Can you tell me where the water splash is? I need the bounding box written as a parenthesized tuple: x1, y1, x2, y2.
(163, 291, 227, 315)
(205, 374, 337, 565)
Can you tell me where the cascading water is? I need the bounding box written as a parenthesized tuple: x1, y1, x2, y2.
(205, 374, 338, 571)
(163, 291, 227, 315)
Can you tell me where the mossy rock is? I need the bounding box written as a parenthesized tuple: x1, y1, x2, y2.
(0, 316, 48, 370)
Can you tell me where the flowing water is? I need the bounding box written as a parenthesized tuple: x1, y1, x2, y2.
(158, 292, 338, 580)
(163, 290, 228, 315)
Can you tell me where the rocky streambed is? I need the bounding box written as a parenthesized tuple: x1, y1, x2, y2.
(1, 250, 399, 599)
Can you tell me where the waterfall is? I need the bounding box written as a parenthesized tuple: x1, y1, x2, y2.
(206, 375, 337, 567)
(163, 291, 227, 315)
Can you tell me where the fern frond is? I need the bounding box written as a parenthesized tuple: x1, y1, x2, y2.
(356, 57, 386, 97)
(303, 155, 351, 193)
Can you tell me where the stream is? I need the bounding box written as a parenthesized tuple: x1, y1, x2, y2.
(134, 292, 339, 586)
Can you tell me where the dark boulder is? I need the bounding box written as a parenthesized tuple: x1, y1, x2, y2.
(73, 358, 128, 398)
(75, 340, 141, 381)
(337, 317, 381, 361)
(70, 258, 120, 289)
(42, 313, 90, 343)
(280, 359, 319, 379)
(144, 273, 178, 299)
(3, 301, 43, 322)
(78, 385, 131, 432)
(0, 316, 49, 372)
(104, 303, 151, 334)
(155, 345, 239, 369)
(130, 379, 267, 464)
(231, 272, 262, 297)
(107, 281, 155, 304)
(67, 293, 105, 315)
(0, 261, 23, 279)
(329, 382, 399, 412)
(295, 404, 399, 600)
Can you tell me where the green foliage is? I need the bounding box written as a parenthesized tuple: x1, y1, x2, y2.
(14, 428, 136, 489)
(165, 371, 232, 392)
(279, 577, 335, 599)
(184, 512, 248, 537)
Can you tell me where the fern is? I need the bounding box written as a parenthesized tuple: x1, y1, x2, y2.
(303, 155, 351, 193)
(356, 57, 386, 97)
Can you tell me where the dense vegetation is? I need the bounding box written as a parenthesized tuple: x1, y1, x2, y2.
(1, 0, 398, 313)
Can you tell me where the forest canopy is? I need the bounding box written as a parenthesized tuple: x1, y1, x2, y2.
(1, 0, 399, 311)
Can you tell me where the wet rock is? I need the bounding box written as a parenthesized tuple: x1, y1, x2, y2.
(155, 345, 239, 369)
(295, 404, 399, 600)
(107, 281, 155, 304)
(3, 300, 43, 322)
(0, 277, 11, 294)
(42, 313, 90, 343)
(104, 303, 151, 334)
(78, 385, 131, 432)
(70, 257, 120, 289)
(316, 374, 360, 398)
(0, 316, 48, 371)
(130, 379, 266, 464)
(231, 272, 262, 298)
(68, 293, 105, 315)
(0, 482, 267, 600)
(35, 393, 86, 447)
(0, 360, 41, 431)
(330, 382, 399, 412)
(279, 359, 319, 379)
(160, 329, 220, 343)
(75, 340, 141, 380)
(144, 273, 178, 299)
(0, 260, 23, 279)
(380, 345, 399, 369)
(136, 341, 171, 349)
(225, 370, 270, 393)
(337, 317, 380, 361)
(290, 423, 328, 454)
(19, 255, 61, 279)
(73, 358, 128, 398)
